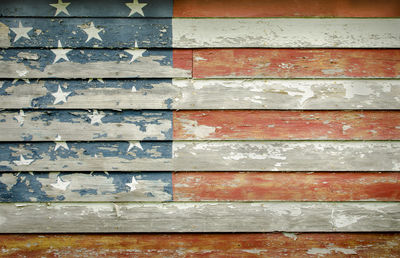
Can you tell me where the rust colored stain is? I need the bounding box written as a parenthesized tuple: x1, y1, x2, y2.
(0, 233, 399, 257)
(174, 111, 400, 140)
(193, 49, 400, 78)
(173, 172, 400, 201)
(173, 49, 193, 72)
(174, 0, 400, 17)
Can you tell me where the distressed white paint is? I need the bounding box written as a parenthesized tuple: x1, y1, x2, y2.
(177, 118, 217, 138)
(171, 79, 400, 109)
(307, 247, 357, 255)
(0, 202, 398, 232)
(173, 141, 400, 171)
(173, 19, 400, 48)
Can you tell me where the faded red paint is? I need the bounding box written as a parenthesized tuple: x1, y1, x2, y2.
(174, 0, 400, 17)
(173, 172, 400, 201)
(193, 49, 400, 78)
(0, 233, 399, 257)
(174, 111, 400, 140)
(173, 49, 193, 72)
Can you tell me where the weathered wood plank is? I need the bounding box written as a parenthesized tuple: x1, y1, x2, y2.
(0, 172, 171, 202)
(2, 79, 399, 110)
(1, 18, 171, 48)
(0, 79, 179, 109)
(173, 172, 400, 201)
(0, 202, 398, 232)
(173, 141, 400, 171)
(1, 233, 399, 257)
(0, 0, 172, 17)
(0, 142, 172, 171)
(0, 49, 190, 79)
(193, 49, 400, 78)
(174, 0, 400, 17)
(0, 110, 172, 141)
(174, 111, 400, 140)
(173, 19, 400, 48)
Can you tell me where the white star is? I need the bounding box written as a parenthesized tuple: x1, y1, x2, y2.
(49, 0, 71, 16)
(125, 0, 147, 17)
(13, 155, 34, 166)
(88, 78, 104, 83)
(88, 110, 104, 125)
(12, 78, 30, 84)
(51, 176, 70, 191)
(14, 110, 26, 126)
(54, 141, 69, 151)
(51, 40, 72, 64)
(16, 69, 29, 78)
(127, 141, 143, 152)
(80, 22, 104, 43)
(51, 86, 71, 104)
(10, 21, 33, 42)
(126, 176, 138, 192)
(125, 41, 146, 63)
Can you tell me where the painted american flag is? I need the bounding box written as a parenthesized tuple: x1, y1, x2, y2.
(0, 0, 400, 256)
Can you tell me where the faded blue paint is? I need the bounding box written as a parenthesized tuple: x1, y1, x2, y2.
(0, 173, 54, 202)
(0, 141, 172, 171)
(2, 18, 172, 48)
(0, 49, 172, 70)
(0, 172, 172, 202)
(0, 0, 173, 18)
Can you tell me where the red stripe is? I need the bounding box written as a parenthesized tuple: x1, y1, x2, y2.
(193, 49, 400, 78)
(174, 111, 400, 140)
(173, 49, 193, 72)
(173, 172, 400, 201)
(174, 0, 400, 17)
(1, 233, 399, 256)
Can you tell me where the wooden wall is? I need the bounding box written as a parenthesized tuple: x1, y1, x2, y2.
(0, 0, 399, 256)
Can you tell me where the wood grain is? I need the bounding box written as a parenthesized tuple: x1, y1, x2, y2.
(174, 111, 400, 140)
(0, 49, 190, 79)
(0, 110, 172, 141)
(173, 19, 400, 48)
(173, 141, 400, 171)
(173, 172, 400, 201)
(0, 142, 172, 172)
(0, 202, 399, 233)
(2, 79, 400, 110)
(1, 233, 399, 257)
(0, 172, 172, 202)
(174, 0, 400, 17)
(0, 0, 172, 17)
(193, 49, 400, 78)
(1, 18, 171, 48)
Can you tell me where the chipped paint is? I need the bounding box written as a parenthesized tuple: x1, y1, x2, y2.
(307, 247, 357, 255)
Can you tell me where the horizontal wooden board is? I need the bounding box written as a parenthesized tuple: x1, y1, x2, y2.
(193, 49, 400, 78)
(0, 79, 179, 109)
(174, 111, 400, 140)
(0, 172, 172, 202)
(173, 172, 400, 201)
(0, 0, 172, 17)
(1, 18, 171, 48)
(0, 110, 172, 141)
(173, 141, 400, 171)
(0, 202, 399, 232)
(0, 49, 190, 79)
(2, 79, 400, 110)
(173, 19, 400, 48)
(1, 233, 399, 257)
(0, 142, 172, 171)
(174, 0, 400, 17)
